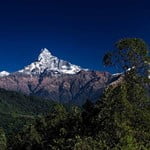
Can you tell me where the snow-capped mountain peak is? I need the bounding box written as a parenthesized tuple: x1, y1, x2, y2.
(18, 48, 84, 76)
(38, 48, 54, 62)
(0, 71, 10, 77)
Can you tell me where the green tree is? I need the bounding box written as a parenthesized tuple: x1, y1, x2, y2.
(100, 38, 150, 149)
(103, 38, 150, 79)
(0, 128, 7, 150)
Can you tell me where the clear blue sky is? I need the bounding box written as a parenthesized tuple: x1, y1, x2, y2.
(0, 0, 150, 73)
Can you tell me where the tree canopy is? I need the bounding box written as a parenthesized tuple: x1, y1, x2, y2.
(103, 38, 150, 78)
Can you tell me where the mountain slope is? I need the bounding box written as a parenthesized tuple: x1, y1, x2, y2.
(0, 71, 113, 105)
(0, 88, 55, 115)
(0, 88, 56, 136)
(0, 49, 118, 105)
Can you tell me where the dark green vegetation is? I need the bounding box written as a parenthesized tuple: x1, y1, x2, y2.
(0, 89, 56, 140)
(10, 74, 150, 150)
(0, 38, 150, 149)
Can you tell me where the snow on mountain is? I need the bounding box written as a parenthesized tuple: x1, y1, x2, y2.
(112, 73, 122, 77)
(18, 48, 85, 76)
(0, 71, 10, 77)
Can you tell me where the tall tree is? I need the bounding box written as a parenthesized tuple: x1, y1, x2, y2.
(100, 38, 150, 149)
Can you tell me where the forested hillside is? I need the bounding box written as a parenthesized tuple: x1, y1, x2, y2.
(0, 89, 56, 140)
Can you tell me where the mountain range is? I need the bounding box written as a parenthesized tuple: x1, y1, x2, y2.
(0, 49, 121, 105)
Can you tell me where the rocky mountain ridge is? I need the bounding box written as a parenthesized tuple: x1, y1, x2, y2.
(0, 49, 121, 105)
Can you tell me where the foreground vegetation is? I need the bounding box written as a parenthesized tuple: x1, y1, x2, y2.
(0, 38, 150, 149)
(0, 89, 56, 142)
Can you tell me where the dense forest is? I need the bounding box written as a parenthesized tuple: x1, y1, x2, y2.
(0, 89, 56, 141)
(0, 38, 150, 150)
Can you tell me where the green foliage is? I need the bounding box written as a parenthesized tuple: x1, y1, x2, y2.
(0, 88, 56, 149)
(103, 38, 150, 78)
(73, 136, 106, 150)
(0, 128, 7, 150)
(9, 79, 150, 149)
(0, 89, 55, 115)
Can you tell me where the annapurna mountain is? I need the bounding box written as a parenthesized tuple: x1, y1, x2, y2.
(0, 48, 121, 105)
